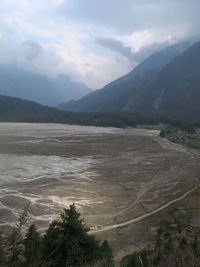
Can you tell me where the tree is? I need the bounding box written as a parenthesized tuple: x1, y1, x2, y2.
(42, 204, 112, 266)
(100, 240, 114, 267)
(23, 224, 42, 266)
(8, 205, 29, 266)
(0, 204, 113, 266)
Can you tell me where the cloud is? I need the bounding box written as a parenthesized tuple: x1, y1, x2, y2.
(95, 37, 172, 63)
(0, 0, 199, 90)
(0, 32, 78, 79)
(95, 38, 135, 61)
(129, 42, 171, 62)
(23, 40, 43, 60)
(60, 0, 200, 38)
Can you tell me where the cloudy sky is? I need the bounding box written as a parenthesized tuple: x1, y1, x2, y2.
(0, 0, 199, 89)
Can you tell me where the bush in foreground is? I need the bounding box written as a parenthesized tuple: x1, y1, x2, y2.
(0, 204, 114, 267)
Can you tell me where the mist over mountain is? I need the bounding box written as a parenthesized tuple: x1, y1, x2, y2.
(0, 65, 91, 106)
(58, 41, 192, 112)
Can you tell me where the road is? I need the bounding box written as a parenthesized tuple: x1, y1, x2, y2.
(90, 184, 200, 234)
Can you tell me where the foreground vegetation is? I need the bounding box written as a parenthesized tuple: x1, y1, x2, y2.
(2, 203, 200, 267)
(0, 204, 113, 267)
(121, 207, 200, 267)
(1, 190, 200, 267)
(121, 226, 200, 266)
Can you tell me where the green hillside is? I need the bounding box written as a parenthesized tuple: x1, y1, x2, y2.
(0, 95, 158, 128)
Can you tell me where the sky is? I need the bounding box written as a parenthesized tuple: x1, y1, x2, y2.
(0, 0, 199, 89)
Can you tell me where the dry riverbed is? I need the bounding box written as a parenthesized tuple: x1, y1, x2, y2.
(0, 123, 200, 260)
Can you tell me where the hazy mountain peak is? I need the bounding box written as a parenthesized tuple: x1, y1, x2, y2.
(0, 65, 92, 106)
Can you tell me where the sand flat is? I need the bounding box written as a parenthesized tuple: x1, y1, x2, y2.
(0, 123, 199, 240)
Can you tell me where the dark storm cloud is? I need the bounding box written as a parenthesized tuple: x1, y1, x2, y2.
(95, 37, 170, 62)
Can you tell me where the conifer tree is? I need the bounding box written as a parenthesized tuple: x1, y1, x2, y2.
(23, 224, 42, 266)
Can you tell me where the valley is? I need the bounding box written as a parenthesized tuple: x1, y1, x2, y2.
(0, 123, 200, 261)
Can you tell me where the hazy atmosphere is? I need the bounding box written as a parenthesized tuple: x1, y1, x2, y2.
(0, 0, 199, 89)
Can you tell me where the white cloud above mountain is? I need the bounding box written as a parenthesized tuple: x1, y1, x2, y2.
(0, 0, 199, 89)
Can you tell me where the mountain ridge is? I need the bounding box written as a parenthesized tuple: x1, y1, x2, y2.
(124, 41, 200, 120)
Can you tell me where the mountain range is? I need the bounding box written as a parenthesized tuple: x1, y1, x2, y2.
(1, 39, 200, 124)
(58, 40, 200, 122)
(0, 65, 91, 106)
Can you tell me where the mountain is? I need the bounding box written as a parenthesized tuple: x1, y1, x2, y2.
(122, 41, 200, 121)
(0, 65, 91, 106)
(0, 95, 69, 123)
(58, 41, 192, 112)
(51, 75, 91, 104)
(0, 95, 158, 127)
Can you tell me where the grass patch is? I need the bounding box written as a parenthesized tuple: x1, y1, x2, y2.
(179, 210, 194, 225)
(158, 224, 178, 233)
(138, 124, 167, 131)
(120, 254, 140, 267)
(152, 209, 195, 236)
(185, 139, 200, 149)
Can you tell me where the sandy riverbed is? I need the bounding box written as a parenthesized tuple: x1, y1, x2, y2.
(0, 123, 200, 260)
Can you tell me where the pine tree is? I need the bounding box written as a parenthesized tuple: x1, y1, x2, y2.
(23, 224, 42, 266)
(42, 204, 111, 266)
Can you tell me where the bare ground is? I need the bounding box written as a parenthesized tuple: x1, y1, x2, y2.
(0, 123, 200, 261)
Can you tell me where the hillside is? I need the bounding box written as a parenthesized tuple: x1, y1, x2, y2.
(123, 41, 200, 121)
(58, 41, 192, 112)
(0, 95, 69, 123)
(0, 65, 91, 106)
(0, 95, 158, 127)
